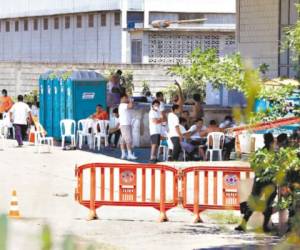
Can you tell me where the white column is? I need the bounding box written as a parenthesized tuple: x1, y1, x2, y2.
(121, 0, 128, 64)
(144, 0, 150, 28)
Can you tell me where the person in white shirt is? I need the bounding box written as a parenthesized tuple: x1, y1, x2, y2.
(156, 91, 167, 137)
(149, 100, 164, 163)
(108, 107, 121, 148)
(188, 118, 207, 145)
(168, 104, 183, 161)
(9, 95, 31, 146)
(219, 115, 236, 160)
(118, 94, 137, 160)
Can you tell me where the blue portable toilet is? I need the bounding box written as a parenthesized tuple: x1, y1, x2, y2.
(45, 78, 54, 136)
(59, 77, 66, 121)
(65, 71, 107, 122)
(39, 71, 53, 130)
(52, 77, 61, 138)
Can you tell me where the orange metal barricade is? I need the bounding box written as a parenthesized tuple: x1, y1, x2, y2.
(75, 163, 254, 222)
(75, 163, 178, 221)
(181, 166, 253, 222)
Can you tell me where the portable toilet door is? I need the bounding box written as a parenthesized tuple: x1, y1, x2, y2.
(39, 77, 46, 127)
(65, 78, 74, 119)
(52, 77, 61, 139)
(59, 78, 66, 121)
(45, 78, 53, 136)
(72, 71, 107, 121)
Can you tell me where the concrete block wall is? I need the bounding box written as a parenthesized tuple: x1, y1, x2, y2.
(237, 0, 280, 78)
(0, 62, 176, 97)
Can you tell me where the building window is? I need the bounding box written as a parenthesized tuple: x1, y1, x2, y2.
(76, 15, 82, 28)
(279, 0, 298, 77)
(15, 20, 19, 32)
(43, 18, 48, 30)
(24, 19, 28, 31)
(114, 12, 121, 26)
(34, 19, 38, 30)
(65, 16, 70, 29)
(54, 17, 59, 29)
(5, 21, 10, 32)
(101, 13, 106, 26)
(88, 14, 94, 28)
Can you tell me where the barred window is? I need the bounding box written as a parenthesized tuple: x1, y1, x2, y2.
(33, 19, 38, 31)
(65, 16, 70, 29)
(24, 19, 28, 31)
(88, 14, 94, 28)
(101, 13, 106, 26)
(76, 15, 82, 28)
(54, 17, 59, 30)
(15, 20, 19, 32)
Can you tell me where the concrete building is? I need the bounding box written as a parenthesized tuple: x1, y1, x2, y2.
(237, 0, 298, 78)
(0, 0, 236, 65)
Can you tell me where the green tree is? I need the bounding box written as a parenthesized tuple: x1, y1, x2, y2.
(168, 48, 247, 101)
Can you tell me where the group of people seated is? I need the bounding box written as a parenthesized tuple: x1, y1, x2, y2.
(149, 91, 236, 163)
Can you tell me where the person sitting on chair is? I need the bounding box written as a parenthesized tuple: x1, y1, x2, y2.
(90, 104, 108, 120)
(108, 108, 121, 148)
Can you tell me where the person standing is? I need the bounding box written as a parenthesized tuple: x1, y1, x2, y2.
(149, 100, 164, 163)
(118, 94, 137, 160)
(168, 104, 183, 161)
(9, 95, 31, 147)
(0, 89, 14, 119)
(235, 133, 277, 233)
(108, 108, 121, 148)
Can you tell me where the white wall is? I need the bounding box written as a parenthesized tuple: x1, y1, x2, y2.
(0, 0, 121, 18)
(237, 0, 280, 78)
(145, 0, 235, 13)
(0, 13, 123, 64)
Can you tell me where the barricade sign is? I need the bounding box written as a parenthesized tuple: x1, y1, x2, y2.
(75, 163, 254, 222)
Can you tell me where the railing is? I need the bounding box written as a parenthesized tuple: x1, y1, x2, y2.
(75, 163, 178, 221)
(181, 166, 254, 222)
(75, 163, 254, 222)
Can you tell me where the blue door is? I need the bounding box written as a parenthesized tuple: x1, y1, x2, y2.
(65, 78, 74, 119)
(39, 77, 46, 127)
(60, 78, 66, 121)
(73, 81, 107, 121)
(45, 79, 53, 136)
(52, 78, 61, 138)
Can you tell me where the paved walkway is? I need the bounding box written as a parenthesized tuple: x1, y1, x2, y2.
(0, 140, 282, 250)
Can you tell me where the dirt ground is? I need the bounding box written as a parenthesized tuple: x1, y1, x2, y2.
(0, 140, 279, 250)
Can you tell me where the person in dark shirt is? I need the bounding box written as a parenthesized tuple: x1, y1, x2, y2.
(235, 132, 277, 233)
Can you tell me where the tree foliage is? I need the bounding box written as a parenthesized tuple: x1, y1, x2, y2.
(284, 4, 300, 59)
(168, 48, 247, 100)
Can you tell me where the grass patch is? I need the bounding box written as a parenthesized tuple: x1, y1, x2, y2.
(206, 211, 241, 225)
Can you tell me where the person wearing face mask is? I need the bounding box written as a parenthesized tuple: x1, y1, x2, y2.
(168, 104, 183, 161)
(149, 100, 164, 163)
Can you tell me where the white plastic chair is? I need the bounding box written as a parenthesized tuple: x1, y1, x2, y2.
(60, 119, 76, 148)
(157, 140, 168, 161)
(2, 113, 15, 139)
(34, 122, 54, 153)
(206, 132, 225, 161)
(0, 124, 4, 150)
(77, 119, 93, 149)
(93, 120, 109, 150)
